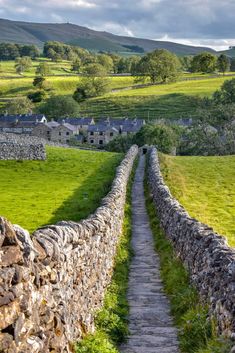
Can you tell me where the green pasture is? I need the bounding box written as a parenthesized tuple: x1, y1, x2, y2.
(160, 154, 235, 247)
(0, 147, 122, 232)
(80, 76, 234, 119)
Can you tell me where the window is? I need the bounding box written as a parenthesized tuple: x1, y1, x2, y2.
(110, 132, 113, 137)
(99, 132, 103, 136)
(99, 140, 103, 145)
(90, 131, 94, 136)
(47, 131, 50, 135)
(90, 139, 94, 144)
(59, 132, 61, 136)
(66, 139, 69, 143)
(66, 132, 70, 135)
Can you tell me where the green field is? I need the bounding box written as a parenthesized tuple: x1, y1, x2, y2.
(80, 76, 234, 119)
(1, 59, 235, 119)
(160, 154, 235, 246)
(0, 147, 122, 233)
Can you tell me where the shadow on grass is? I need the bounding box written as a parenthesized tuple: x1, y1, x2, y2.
(5, 85, 32, 96)
(47, 156, 120, 227)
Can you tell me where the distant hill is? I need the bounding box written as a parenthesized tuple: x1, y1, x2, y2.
(219, 47, 235, 58)
(0, 18, 216, 56)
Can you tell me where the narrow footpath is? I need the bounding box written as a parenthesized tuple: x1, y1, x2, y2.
(120, 155, 179, 353)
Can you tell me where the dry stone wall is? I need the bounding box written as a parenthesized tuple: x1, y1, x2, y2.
(148, 147, 235, 337)
(0, 145, 138, 352)
(0, 134, 46, 160)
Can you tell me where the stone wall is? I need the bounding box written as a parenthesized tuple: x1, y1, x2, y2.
(0, 145, 138, 352)
(0, 134, 46, 160)
(148, 147, 235, 337)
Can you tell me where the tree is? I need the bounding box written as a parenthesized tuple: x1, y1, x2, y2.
(74, 63, 111, 100)
(213, 79, 235, 104)
(106, 135, 133, 152)
(71, 58, 82, 73)
(190, 52, 217, 73)
(97, 54, 114, 72)
(21, 45, 40, 58)
(6, 97, 34, 115)
(39, 95, 80, 119)
(73, 76, 111, 101)
(33, 76, 46, 89)
(36, 62, 51, 76)
(0, 43, 20, 60)
(135, 49, 180, 83)
(133, 124, 178, 153)
(231, 58, 235, 72)
(15, 56, 32, 74)
(28, 90, 47, 103)
(217, 54, 230, 75)
(83, 63, 108, 76)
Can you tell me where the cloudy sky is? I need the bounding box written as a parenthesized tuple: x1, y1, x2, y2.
(0, 0, 235, 50)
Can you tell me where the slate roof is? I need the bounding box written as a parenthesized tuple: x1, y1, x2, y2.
(88, 124, 119, 133)
(46, 121, 60, 128)
(0, 114, 46, 123)
(58, 117, 94, 125)
(88, 118, 145, 133)
(61, 123, 78, 132)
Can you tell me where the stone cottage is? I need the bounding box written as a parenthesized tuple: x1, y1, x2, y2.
(50, 123, 78, 143)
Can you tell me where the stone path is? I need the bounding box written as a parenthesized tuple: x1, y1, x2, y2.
(120, 155, 179, 353)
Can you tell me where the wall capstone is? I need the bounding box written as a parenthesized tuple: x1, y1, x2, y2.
(148, 147, 235, 337)
(0, 145, 138, 352)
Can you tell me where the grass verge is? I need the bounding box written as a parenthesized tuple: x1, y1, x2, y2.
(144, 179, 233, 353)
(75, 158, 137, 353)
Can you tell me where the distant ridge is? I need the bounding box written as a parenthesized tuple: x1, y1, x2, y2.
(0, 18, 216, 56)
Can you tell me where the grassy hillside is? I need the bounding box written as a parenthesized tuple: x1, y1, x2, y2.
(0, 146, 122, 232)
(0, 18, 216, 55)
(80, 76, 234, 119)
(160, 154, 235, 247)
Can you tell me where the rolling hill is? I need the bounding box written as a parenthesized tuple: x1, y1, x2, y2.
(0, 18, 216, 56)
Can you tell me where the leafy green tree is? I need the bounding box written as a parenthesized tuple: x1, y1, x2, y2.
(217, 54, 230, 75)
(83, 63, 108, 76)
(6, 97, 34, 114)
(21, 45, 40, 58)
(71, 58, 82, 72)
(180, 56, 193, 71)
(106, 135, 133, 152)
(133, 124, 178, 153)
(135, 49, 180, 83)
(15, 56, 32, 74)
(0, 43, 20, 60)
(36, 62, 51, 76)
(39, 95, 80, 119)
(213, 79, 235, 104)
(28, 90, 47, 103)
(33, 76, 46, 89)
(190, 52, 217, 73)
(97, 54, 114, 72)
(73, 76, 111, 101)
(230, 58, 235, 72)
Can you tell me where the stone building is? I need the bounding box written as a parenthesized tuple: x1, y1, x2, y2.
(58, 117, 94, 133)
(51, 123, 78, 143)
(87, 118, 145, 146)
(32, 121, 60, 141)
(88, 124, 119, 145)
